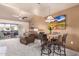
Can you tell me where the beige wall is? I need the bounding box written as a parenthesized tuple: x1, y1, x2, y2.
(53, 5, 79, 52)
(31, 5, 79, 52)
(31, 16, 48, 33)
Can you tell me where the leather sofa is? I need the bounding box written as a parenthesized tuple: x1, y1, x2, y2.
(20, 34, 36, 45)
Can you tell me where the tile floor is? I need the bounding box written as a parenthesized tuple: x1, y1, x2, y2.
(0, 38, 79, 56)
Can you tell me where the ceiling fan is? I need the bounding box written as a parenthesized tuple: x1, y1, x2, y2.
(12, 14, 29, 21)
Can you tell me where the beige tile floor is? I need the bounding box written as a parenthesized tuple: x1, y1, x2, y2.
(0, 38, 79, 56)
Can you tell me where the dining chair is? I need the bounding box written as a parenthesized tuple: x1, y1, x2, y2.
(51, 35, 62, 56)
(61, 34, 67, 56)
(41, 34, 51, 56)
(51, 34, 67, 56)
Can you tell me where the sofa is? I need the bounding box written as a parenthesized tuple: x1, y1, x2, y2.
(20, 34, 36, 45)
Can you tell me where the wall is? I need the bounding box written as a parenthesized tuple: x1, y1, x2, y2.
(31, 16, 48, 33)
(0, 19, 29, 36)
(52, 5, 79, 52)
(31, 5, 79, 52)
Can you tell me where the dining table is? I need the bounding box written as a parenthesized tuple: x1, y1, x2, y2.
(47, 32, 61, 42)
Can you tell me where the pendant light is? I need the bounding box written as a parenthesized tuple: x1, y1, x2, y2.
(45, 4, 55, 23)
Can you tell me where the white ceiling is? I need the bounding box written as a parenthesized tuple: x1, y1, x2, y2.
(0, 3, 79, 21)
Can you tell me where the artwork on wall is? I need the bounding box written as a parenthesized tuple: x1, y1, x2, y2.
(48, 15, 66, 30)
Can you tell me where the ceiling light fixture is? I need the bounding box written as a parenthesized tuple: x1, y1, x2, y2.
(45, 4, 55, 23)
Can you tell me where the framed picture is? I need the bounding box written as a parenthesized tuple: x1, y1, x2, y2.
(48, 15, 66, 30)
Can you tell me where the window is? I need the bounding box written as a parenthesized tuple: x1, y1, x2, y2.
(0, 23, 19, 39)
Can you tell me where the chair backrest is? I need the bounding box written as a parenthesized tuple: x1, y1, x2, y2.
(58, 35, 61, 39)
(57, 35, 62, 42)
(38, 32, 44, 39)
(42, 34, 48, 41)
(62, 34, 67, 43)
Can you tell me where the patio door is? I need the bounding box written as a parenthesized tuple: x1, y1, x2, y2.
(0, 23, 19, 39)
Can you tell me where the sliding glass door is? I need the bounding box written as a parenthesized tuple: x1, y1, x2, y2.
(0, 23, 19, 39)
